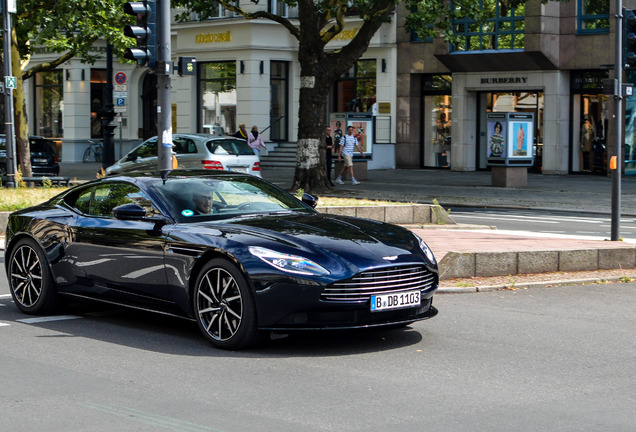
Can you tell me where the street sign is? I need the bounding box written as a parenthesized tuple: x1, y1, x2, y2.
(4, 76, 17, 89)
(114, 84, 127, 92)
(116, 98, 126, 106)
(114, 71, 127, 85)
(113, 91, 128, 99)
(114, 106, 127, 113)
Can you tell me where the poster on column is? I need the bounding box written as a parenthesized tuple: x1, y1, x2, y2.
(508, 113, 534, 159)
(487, 113, 507, 159)
(347, 113, 373, 155)
(329, 113, 347, 147)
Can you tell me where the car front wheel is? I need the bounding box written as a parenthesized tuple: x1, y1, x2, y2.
(8, 238, 59, 314)
(193, 258, 259, 350)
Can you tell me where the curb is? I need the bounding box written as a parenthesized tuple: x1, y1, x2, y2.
(437, 275, 631, 293)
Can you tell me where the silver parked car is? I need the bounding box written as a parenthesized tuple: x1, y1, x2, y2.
(105, 133, 262, 177)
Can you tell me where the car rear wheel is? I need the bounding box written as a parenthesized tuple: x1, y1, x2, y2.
(8, 238, 59, 314)
(194, 258, 259, 349)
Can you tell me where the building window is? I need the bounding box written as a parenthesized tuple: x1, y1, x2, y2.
(270, 61, 288, 141)
(34, 70, 63, 138)
(269, 0, 298, 18)
(199, 62, 237, 135)
(452, 0, 525, 51)
(577, 0, 609, 34)
(334, 59, 377, 113)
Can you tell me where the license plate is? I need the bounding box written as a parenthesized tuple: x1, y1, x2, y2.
(371, 290, 421, 312)
(33, 158, 47, 163)
(228, 167, 248, 173)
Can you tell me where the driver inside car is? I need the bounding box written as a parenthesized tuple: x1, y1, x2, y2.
(193, 191, 215, 215)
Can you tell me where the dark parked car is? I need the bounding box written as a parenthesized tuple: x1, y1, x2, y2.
(4, 171, 438, 349)
(0, 135, 60, 176)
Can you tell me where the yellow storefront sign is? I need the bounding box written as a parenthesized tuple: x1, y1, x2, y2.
(195, 31, 232, 44)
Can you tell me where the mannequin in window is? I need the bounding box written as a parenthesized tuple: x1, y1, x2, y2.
(580, 116, 595, 172)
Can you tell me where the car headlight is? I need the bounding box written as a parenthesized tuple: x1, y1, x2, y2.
(249, 246, 330, 276)
(413, 233, 437, 264)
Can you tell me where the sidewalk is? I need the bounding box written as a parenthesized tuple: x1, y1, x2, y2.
(57, 163, 636, 290)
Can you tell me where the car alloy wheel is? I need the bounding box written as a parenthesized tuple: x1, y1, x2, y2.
(194, 259, 258, 349)
(8, 239, 58, 314)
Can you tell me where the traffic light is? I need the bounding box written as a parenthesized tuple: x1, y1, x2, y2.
(123, 1, 157, 68)
(624, 9, 636, 69)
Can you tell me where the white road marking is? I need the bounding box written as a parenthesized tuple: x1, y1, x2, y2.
(453, 229, 636, 242)
(17, 315, 83, 324)
(0, 294, 12, 299)
(0, 322, 10, 327)
(452, 214, 560, 224)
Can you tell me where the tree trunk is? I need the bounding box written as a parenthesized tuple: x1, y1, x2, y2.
(12, 28, 32, 177)
(291, 82, 331, 192)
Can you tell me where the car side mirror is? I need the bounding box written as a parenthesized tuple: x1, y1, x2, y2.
(113, 203, 147, 220)
(301, 193, 318, 209)
(113, 203, 170, 225)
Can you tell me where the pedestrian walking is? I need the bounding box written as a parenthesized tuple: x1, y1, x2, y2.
(247, 125, 267, 152)
(336, 125, 366, 185)
(234, 123, 247, 139)
(326, 126, 335, 186)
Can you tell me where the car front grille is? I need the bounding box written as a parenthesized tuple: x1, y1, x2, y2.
(321, 265, 437, 302)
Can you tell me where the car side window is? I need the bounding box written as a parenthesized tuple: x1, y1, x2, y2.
(173, 137, 197, 154)
(70, 183, 158, 218)
(129, 139, 158, 160)
(75, 188, 92, 214)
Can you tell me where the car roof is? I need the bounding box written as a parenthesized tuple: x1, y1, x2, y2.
(106, 169, 253, 181)
(166, 133, 245, 141)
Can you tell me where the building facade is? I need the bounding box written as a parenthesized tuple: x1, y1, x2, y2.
(19, 3, 398, 169)
(397, 0, 635, 175)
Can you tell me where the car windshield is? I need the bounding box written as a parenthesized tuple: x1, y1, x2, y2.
(206, 139, 255, 156)
(149, 175, 314, 222)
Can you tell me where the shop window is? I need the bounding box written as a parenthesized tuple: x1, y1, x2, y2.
(205, 1, 238, 19)
(422, 75, 452, 168)
(334, 59, 377, 113)
(570, 70, 609, 174)
(577, 0, 609, 34)
(452, 0, 525, 51)
(270, 61, 289, 141)
(34, 70, 63, 138)
(90, 69, 107, 139)
(199, 62, 237, 135)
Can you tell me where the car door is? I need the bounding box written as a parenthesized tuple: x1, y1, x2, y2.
(172, 135, 201, 170)
(64, 181, 171, 303)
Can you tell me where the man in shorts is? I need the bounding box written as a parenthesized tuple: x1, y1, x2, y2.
(336, 126, 366, 185)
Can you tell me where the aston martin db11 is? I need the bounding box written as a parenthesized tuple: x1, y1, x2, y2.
(5, 171, 438, 349)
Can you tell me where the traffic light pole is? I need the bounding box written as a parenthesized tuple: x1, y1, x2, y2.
(2, 0, 16, 187)
(612, 0, 623, 241)
(156, 0, 173, 172)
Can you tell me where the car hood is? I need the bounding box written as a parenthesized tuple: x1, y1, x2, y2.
(175, 212, 434, 273)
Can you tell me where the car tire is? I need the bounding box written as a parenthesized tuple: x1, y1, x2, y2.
(193, 258, 259, 350)
(8, 238, 60, 314)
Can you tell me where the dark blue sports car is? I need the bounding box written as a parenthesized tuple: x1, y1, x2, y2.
(4, 171, 438, 349)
